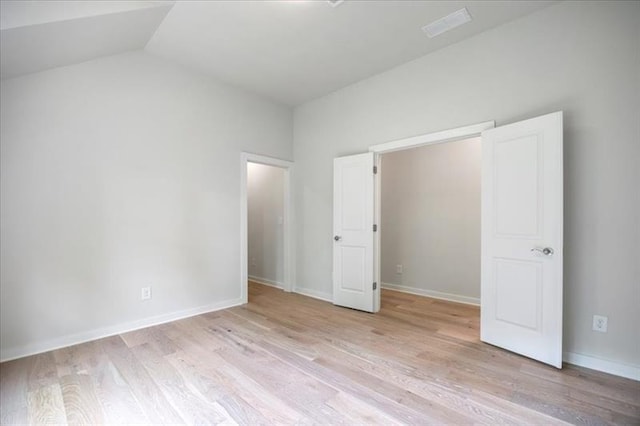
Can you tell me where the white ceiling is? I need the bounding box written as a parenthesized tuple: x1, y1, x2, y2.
(0, 1, 174, 79)
(1, 1, 556, 105)
(146, 1, 555, 105)
(0, 1, 174, 29)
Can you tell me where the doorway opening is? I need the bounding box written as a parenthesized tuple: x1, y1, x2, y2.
(334, 115, 563, 367)
(364, 121, 495, 313)
(378, 137, 482, 340)
(240, 153, 294, 304)
(247, 162, 285, 297)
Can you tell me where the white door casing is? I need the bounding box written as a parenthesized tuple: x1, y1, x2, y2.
(334, 116, 563, 367)
(333, 152, 376, 312)
(369, 121, 495, 313)
(240, 152, 294, 304)
(481, 111, 564, 368)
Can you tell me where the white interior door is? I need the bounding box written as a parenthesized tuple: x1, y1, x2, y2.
(481, 111, 563, 368)
(333, 152, 375, 312)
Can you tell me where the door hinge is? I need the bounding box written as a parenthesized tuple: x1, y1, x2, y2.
(373, 224, 377, 232)
(373, 165, 378, 174)
(373, 282, 377, 290)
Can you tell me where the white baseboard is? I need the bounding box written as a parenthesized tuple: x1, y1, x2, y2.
(563, 351, 640, 381)
(293, 286, 332, 302)
(250, 275, 331, 302)
(9, 289, 634, 382)
(382, 282, 480, 306)
(382, 283, 637, 380)
(248, 275, 283, 289)
(0, 297, 244, 362)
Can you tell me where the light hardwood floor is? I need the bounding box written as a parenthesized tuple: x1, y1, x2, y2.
(1, 282, 638, 425)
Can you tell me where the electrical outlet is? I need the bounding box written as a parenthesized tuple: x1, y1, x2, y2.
(141, 286, 152, 301)
(592, 315, 608, 333)
(396, 264, 403, 274)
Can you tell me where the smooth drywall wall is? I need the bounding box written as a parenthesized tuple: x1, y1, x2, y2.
(0, 51, 292, 360)
(381, 138, 481, 302)
(293, 1, 640, 369)
(247, 162, 285, 286)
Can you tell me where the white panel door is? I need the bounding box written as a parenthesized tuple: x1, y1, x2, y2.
(481, 111, 563, 368)
(333, 152, 375, 312)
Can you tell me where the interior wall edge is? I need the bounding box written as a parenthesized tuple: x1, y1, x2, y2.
(0, 296, 243, 363)
(381, 282, 480, 306)
(562, 352, 640, 382)
(292, 287, 332, 303)
(248, 275, 284, 289)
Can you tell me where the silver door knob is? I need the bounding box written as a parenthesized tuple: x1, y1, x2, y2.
(531, 247, 554, 256)
(334, 235, 342, 241)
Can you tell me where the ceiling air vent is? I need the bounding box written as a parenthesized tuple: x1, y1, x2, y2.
(422, 8, 472, 38)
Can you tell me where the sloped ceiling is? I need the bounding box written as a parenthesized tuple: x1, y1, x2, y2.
(1, 1, 556, 105)
(146, 1, 556, 105)
(0, 1, 174, 79)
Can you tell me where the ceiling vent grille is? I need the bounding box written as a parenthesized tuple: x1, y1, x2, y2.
(422, 8, 472, 38)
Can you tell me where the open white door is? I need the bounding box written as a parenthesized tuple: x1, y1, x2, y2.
(481, 111, 563, 368)
(333, 152, 376, 312)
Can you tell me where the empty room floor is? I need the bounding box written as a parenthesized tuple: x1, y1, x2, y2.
(1, 282, 638, 424)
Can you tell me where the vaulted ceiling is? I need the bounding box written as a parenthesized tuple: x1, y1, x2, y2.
(0, 1, 174, 79)
(0, 1, 556, 105)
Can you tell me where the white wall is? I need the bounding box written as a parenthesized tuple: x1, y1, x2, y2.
(381, 138, 481, 303)
(247, 162, 284, 286)
(293, 1, 640, 371)
(0, 51, 292, 360)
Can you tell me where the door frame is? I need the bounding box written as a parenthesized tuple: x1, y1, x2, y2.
(240, 152, 295, 303)
(368, 120, 495, 311)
